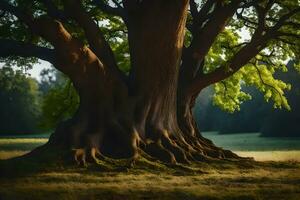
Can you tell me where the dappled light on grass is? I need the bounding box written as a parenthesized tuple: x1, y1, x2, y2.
(0, 150, 29, 160)
(0, 137, 48, 160)
(0, 138, 48, 158)
(0, 138, 48, 145)
(0, 135, 300, 200)
(235, 151, 300, 162)
(1, 161, 300, 200)
(1, 136, 300, 162)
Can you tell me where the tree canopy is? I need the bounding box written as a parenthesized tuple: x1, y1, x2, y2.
(39, 69, 79, 130)
(0, 0, 300, 164)
(0, 0, 299, 112)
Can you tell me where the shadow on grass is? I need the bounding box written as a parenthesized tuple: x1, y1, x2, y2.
(1, 146, 300, 200)
(1, 142, 299, 179)
(0, 188, 264, 200)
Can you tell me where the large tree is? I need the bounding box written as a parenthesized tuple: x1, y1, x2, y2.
(0, 0, 299, 165)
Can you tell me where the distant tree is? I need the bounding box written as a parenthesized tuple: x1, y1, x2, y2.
(39, 68, 79, 130)
(261, 61, 300, 137)
(0, 66, 41, 134)
(195, 86, 271, 133)
(195, 60, 300, 137)
(0, 0, 299, 165)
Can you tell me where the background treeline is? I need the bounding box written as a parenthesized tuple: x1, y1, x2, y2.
(194, 61, 300, 137)
(0, 67, 40, 134)
(0, 67, 78, 135)
(0, 61, 299, 136)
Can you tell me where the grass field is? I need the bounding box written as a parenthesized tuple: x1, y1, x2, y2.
(0, 133, 300, 200)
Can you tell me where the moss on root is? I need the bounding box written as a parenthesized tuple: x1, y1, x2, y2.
(1, 142, 299, 180)
(1, 147, 300, 200)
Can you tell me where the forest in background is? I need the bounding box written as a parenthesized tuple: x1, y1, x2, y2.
(194, 60, 300, 137)
(1, 60, 299, 137)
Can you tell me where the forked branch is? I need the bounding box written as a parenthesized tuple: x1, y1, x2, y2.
(63, 0, 126, 80)
(187, 0, 300, 95)
(0, 39, 56, 63)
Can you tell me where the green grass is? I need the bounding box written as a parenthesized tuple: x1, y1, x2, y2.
(1, 159, 300, 200)
(0, 137, 48, 159)
(202, 132, 300, 151)
(235, 151, 300, 162)
(0, 134, 300, 200)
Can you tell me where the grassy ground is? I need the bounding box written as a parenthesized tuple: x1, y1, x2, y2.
(0, 137, 48, 159)
(0, 135, 300, 200)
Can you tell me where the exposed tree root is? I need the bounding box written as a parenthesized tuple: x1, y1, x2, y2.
(0, 138, 256, 179)
(69, 135, 246, 170)
(48, 119, 246, 168)
(0, 114, 250, 177)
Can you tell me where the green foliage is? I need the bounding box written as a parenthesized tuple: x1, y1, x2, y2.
(101, 16, 130, 73)
(1, 0, 300, 118)
(192, 0, 299, 112)
(204, 29, 241, 74)
(0, 0, 130, 73)
(39, 70, 79, 130)
(0, 66, 41, 134)
(293, 61, 300, 74)
(195, 61, 300, 136)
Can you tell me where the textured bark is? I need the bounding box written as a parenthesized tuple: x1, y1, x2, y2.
(1, 0, 298, 167)
(45, 0, 239, 166)
(0, 0, 243, 167)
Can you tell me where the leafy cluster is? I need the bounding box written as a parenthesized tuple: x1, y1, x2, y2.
(0, 66, 41, 134)
(39, 69, 79, 130)
(196, 0, 300, 113)
(1, 0, 300, 117)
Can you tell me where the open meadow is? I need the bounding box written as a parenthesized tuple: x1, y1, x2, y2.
(0, 133, 300, 200)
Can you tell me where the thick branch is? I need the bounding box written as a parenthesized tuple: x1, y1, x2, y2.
(188, 38, 266, 94)
(0, 39, 56, 63)
(63, 0, 125, 80)
(186, 1, 300, 95)
(180, 1, 240, 84)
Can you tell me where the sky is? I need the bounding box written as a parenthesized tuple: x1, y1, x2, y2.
(27, 60, 52, 81)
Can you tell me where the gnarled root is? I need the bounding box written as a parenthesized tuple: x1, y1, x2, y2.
(49, 119, 245, 168)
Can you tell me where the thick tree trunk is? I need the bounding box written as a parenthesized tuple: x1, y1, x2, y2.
(42, 0, 240, 166)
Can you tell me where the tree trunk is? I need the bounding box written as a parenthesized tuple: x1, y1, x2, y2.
(41, 0, 240, 166)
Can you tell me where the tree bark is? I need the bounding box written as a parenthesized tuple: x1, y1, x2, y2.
(2, 0, 241, 166)
(1, 0, 298, 167)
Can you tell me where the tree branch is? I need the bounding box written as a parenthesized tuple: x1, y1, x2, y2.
(220, 81, 239, 105)
(185, 0, 300, 95)
(189, 0, 198, 19)
(188, 36, 267, 94)
(63, 0, 126, 80)
(93, 0, 126, 19)
(191, 0, 216, 32)
(276, 32, 300, 39)
(0, 0, 36, 30)
(40, 0, 68, 21)
(268, 7, 300, 33)
(111, 0, 123, 8)
(252, 63, 285, 103)
(180, 1, 240, 84)
(0, 39, 56, 63)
